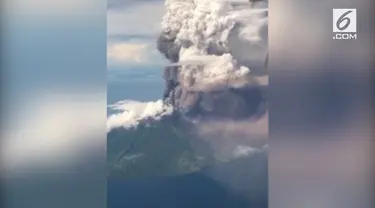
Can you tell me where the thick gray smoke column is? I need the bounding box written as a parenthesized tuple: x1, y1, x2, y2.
(157, 0, 268, 120)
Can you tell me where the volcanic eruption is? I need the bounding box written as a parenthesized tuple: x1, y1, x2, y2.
(107, 0, 268, 135)
(157, 0, 268, 121)
(107, 0, 269, 181)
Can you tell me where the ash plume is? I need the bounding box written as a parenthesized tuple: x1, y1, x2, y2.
(158, 0, 268, 121)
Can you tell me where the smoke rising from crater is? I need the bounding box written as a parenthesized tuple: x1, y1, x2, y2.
(159, 0, 268, 120)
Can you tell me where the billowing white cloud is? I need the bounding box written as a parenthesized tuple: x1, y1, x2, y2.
(107, 100, 173, 132)
(159, 0, 268, 88)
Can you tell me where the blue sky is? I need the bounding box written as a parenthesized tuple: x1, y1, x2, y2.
(107, 0, 167, 69)
(106, 0, 167, 108)
(2, 1, 106, 104)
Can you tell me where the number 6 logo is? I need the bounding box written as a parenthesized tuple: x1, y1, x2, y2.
(333, 9, 356, 33)
(336, 10, 352, 31)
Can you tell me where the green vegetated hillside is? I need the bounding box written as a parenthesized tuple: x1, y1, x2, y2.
(107, 118, 218, 179)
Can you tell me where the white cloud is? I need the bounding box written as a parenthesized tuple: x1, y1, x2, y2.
(232, 145, 259, 158)
(107, 100, 173, 132)
(107, 43, 149, 63)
